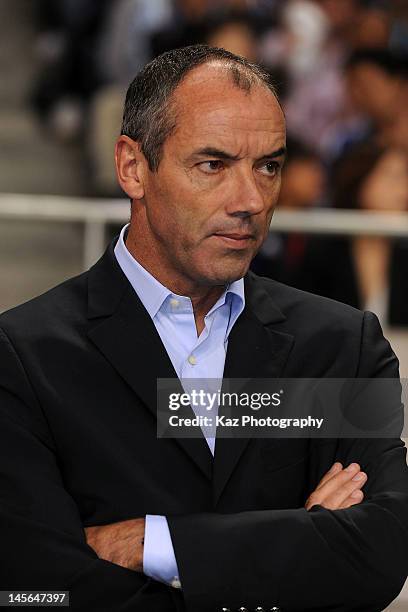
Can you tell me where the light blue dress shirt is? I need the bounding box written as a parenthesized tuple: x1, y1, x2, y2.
(114, 224, 245, 588)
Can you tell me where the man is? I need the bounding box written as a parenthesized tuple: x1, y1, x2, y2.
(344, 48, 408, 155)
(0, 46, 407, 611)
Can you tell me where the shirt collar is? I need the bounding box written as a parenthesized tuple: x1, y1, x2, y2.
(114, 223, 245, 326)
(114, 224, 171, 318)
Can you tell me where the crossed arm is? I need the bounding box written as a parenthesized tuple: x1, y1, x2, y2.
(83, 460, 368, 573)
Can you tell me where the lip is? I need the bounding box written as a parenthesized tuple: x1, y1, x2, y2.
(213, 232, 254, 249)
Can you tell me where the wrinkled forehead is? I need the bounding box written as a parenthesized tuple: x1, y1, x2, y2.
(169, 63, 286, 156)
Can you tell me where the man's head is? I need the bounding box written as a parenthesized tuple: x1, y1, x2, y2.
(205, 14, 259, 63)
(116, 45, 286, 293)
(314, 0, 361, 36)
(345, 49, 408, 124)
(279, 139, 325, 209)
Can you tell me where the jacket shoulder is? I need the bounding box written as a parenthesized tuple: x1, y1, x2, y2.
(0, 270, 89, 339)
(251, 272, 365, 330)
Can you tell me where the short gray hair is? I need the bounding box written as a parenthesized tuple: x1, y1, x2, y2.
(121, 44, 279, 172)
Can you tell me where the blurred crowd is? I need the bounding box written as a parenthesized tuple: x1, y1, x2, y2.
(30, 0, 408, 326)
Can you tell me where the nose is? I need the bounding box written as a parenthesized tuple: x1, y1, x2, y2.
(226, 167, 265, 218)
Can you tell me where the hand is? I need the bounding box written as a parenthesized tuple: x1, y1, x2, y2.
(84, 517, 145, 571)
(305, 462, 367, 511)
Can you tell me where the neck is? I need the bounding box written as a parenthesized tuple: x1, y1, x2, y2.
(125, 222, 227, 335)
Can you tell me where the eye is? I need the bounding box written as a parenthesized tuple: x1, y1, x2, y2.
(198, 160, 224, 174)
(259, 160, 281, 177)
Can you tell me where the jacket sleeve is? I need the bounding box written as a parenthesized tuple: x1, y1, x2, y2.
(0, 327, 182, 612)
(167, 311, 408, 612)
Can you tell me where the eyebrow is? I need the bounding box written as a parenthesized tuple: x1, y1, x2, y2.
(192, 146, 287, 162)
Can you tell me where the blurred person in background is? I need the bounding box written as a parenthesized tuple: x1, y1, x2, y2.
(97, 0, 173, 88)
(316, 0, 390, 49)
(150, 0, 276, 57)
(276, 140, 326, 211)
(389, 0, 408, 53)
(88, 0, 175, 196)
(205, 12, 259, 61)
(261, 0, 392, 156)
(32, 0, 110, 141)
(251, 138, 326, 284)
(280, 143, 408, 327)
(344, 48, 408, 154)
(150, 0, 222, 57)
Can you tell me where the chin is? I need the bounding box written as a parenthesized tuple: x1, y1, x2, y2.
(199, 264, 250, 286)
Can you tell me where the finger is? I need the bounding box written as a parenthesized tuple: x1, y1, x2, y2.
(315, 462, 343, 490)
(338, 488, 365, 509)
(305, 463, 363, 510)
(322, 471, 367, 510)
(315, 462, 361, 496)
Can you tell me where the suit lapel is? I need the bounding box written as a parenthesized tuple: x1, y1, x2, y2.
(85, 246, 295, 493)
(86, 243, 213, 480)
(212, 272, 295, 505)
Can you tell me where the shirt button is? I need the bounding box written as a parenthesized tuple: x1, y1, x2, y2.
(170, 576, 181, 589)
(169, 298, 179, 309)
(188, 355, 197, 365)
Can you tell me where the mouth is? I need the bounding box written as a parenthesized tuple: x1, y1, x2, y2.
(212, 232, 255, 249)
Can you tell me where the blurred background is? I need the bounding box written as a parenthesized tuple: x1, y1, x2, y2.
(0, 2, 408, 605)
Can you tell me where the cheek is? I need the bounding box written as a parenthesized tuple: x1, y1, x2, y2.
(149, 195, 214, 252)
(267, 175, 283, 205)
(146, 178, 199, 236)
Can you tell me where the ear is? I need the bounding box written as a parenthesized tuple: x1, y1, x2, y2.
(115, 136, 146, 200)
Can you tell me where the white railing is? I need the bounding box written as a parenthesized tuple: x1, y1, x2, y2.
(1, 193, 408, 269)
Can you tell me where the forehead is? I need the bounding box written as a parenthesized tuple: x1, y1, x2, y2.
(169, 63, 286, 154)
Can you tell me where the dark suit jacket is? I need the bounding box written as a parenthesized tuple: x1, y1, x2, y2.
(1, 239, 408, 611)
